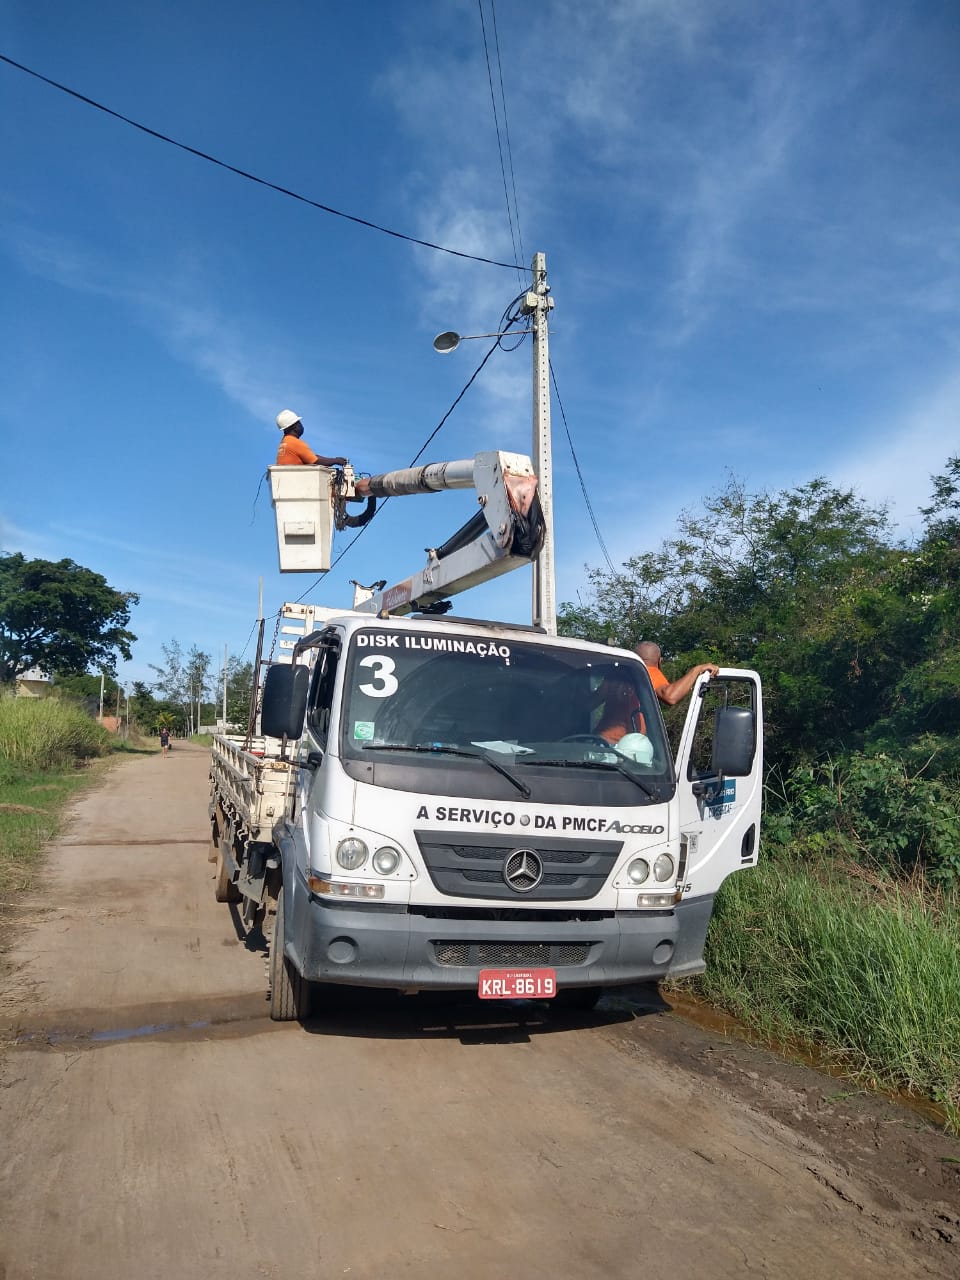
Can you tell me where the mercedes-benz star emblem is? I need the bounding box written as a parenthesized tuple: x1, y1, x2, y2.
(503, 848, 544, 893)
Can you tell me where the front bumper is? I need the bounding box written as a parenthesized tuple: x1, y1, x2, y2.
(286, 875, 715, 990)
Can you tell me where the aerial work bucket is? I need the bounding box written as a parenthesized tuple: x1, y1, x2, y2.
(268, 465, 334, 572)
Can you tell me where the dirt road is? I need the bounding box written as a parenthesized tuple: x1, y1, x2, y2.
(1, 746, 957, 1280)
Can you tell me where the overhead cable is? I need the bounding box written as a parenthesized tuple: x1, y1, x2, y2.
(0, 52, 527, 273)
(477, 1, 522, 282)
(489, 1, 525, 270)
(549, 360, 617, 575)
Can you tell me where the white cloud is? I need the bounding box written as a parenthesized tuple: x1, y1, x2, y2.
(2, 226, 337, 430)
(833, 368, 960, 537)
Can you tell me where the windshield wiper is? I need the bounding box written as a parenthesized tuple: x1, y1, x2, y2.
(362, 743, 531, 798)
(518, 757, 661, 801)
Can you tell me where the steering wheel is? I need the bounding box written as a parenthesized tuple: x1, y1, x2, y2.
(560, 734, 614, 749)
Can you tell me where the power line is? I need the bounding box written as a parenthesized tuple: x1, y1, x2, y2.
(489, 1, 525, 269)
(0, 52, 527, 273)
(549, 360, 617, 575)
(477, 1, 521, 280)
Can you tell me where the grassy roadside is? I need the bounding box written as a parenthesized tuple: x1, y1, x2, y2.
(0, 696, 156, 911)
(675, 857, 960, 1134)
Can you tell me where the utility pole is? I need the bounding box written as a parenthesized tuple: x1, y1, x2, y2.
(246, 577, 265, 746)
(526, 252, 556, 635)
(98, 672, 105, 722)
(222, 644, 228, 730)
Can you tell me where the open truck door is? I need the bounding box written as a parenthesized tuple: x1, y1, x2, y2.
(674, 669, 763, 901)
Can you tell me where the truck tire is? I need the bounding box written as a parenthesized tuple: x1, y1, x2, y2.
(214, 845, 241, 904)
(269, 886, 313, 1022)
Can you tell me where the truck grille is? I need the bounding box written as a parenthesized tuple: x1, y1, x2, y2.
(433, 941, 592, 967)
(415, 830, 622, 901)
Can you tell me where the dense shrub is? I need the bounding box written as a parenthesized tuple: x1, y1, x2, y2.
(692, 859, 960, 1125)
(0, 696, 111, 770)
(765, 753, 960, 887)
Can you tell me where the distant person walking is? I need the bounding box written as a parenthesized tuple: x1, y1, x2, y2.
(159, 727, 170, 757)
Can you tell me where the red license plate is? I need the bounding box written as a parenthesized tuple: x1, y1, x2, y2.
(478, 968, 557, 999)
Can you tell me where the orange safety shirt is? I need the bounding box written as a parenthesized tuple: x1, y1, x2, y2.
(644, 663, 669, 697)
(276, 434, 320, 466)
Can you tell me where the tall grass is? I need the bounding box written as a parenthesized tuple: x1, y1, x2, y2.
(0, 695, 111, 769)
(690, 858, 960, 1125)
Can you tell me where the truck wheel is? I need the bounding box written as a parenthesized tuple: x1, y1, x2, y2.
(214, 845, 241, 903)
(269, 886, 313, 1022)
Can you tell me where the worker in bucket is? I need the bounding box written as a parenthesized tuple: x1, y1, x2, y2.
(275, 409, 349, 467)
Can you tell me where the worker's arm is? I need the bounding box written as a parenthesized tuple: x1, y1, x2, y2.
(657, 663, 720, 706)
(313, 455, 348, 467)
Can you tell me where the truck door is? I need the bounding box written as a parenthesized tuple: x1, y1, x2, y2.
(673, 669, 763, 899)
(296, 632, 342, 824)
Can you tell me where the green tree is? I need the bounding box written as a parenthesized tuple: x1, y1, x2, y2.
(225, 658, 255, 729)
(0, 553, 138, 684)
(149, 640, 189, 725)
(559, 474, 894, 766)
(185, 645, 212, 734)
(54, 672, 122, 716)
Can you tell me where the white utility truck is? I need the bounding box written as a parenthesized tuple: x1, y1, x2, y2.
(208, 446, 763, 1020)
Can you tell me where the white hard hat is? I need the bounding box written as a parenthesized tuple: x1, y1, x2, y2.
(276, 409, 302, 431)
(614, 733, 654, 765)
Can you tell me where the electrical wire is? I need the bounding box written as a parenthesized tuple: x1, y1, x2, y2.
(236, 616, 261, 662)
(489, 1, 525, 270)
(549, 359, 617, 574)
(0, 52, 527, 273)
(477, 1, 522, 282)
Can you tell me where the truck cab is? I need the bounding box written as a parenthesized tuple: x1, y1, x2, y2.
(258, 611, 762, 1018)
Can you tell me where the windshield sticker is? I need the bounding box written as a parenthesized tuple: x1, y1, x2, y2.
(353, 721, 375, 741)
(357, 654, 399, 697)
(357, 633, 511, 663)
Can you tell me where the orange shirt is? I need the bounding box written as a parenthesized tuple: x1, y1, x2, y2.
(276, 435, 319, 465)
(644, 663, 669, 697)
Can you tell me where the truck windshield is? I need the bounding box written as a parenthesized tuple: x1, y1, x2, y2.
(338, 627, 674, 806)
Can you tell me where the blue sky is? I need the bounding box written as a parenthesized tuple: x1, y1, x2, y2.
(1, 1, 958, 692)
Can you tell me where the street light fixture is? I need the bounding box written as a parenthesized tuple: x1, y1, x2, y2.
(432, 330, 514, 353)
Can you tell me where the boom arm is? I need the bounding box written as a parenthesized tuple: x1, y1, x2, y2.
(348, 451, 544, 615)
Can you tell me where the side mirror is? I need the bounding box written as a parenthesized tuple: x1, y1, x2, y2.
(711, 706, 755, 777)
(261, 663, 310, 740)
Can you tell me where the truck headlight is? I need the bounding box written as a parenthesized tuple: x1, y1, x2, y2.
(653, 854, 675, 882)
(336, 837, 368, 870)
(372, 846, 401, 875)
(626, 857, 650, 884)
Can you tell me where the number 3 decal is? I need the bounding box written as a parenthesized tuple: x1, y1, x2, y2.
(358, 654, 399, 697)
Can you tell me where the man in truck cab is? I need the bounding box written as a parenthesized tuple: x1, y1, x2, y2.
(595, 645, 719, 745)
(275, 409, 349, 468)
(635, 641, 719, 705)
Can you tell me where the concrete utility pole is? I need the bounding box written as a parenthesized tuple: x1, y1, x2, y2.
(98, 672, 105, 721)
(527, 252, 556, 635)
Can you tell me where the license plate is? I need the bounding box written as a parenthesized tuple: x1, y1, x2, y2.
(478, 968, 556, 999)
